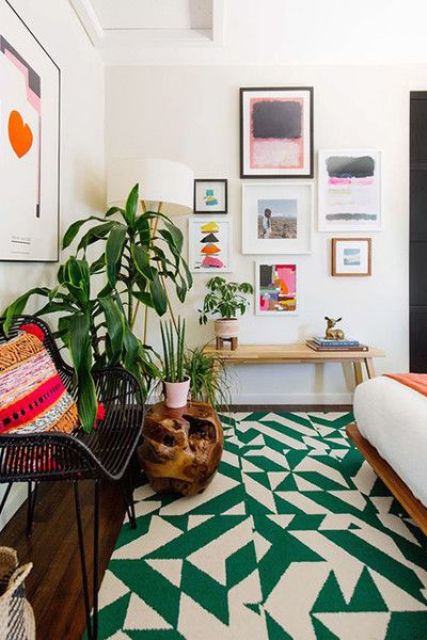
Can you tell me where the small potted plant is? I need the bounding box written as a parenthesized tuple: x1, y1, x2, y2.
(160, 317, 190, 408)
(199, 277, 253, 349)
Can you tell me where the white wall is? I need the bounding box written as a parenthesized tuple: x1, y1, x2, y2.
(106, 63, 422, 404)
(0, 0, 105, 528)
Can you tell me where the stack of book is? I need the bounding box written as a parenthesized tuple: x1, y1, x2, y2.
(306, 337, 368, 352)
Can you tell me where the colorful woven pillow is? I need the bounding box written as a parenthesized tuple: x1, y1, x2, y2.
(0, 330, 78, 435)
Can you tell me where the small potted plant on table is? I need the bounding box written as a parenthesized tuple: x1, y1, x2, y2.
(160, 317, 190, 408)
(199, 276, 253, 350)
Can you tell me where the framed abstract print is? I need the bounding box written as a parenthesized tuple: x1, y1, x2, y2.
(255, 261, 298, 316)
(240, 87, 313, 178)
(331, 238, 372, 276)
(188, 218, 232, 273)
(194, 179, 228, 214)
(242, 182, 312, 254)
(0, 1, 60, 262)
(318, 149, 381, 232)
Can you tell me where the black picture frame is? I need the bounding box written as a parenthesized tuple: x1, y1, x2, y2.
(240, 86, 314, 179)
(193, 178, 228, 214)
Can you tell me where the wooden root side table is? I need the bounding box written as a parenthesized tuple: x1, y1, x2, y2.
(138, 401, 224, 496)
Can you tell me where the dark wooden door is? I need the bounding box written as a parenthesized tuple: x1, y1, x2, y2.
(410, 92, 427, 371)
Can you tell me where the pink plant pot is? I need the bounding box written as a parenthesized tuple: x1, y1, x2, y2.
(164, 377, 190, 409)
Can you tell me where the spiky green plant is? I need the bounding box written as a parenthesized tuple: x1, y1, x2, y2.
(160, 317, 186, 383)
(184, 346, 230, 411)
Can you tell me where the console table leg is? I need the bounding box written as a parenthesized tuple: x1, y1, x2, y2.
(364, 358, 376, 379)
(353, 362, 364, 387)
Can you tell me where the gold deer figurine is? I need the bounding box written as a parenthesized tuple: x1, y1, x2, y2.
(324, 316, 345, 340)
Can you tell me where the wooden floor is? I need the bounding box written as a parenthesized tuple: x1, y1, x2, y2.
(0, 479, 128, 640)
(0, 405, 351, 639)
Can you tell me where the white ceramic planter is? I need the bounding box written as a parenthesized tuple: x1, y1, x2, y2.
(214, 318, 240, 339)
(164, 377, 190, 409)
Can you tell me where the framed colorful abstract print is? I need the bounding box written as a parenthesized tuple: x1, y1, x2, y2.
(194, 179, 228, 214)
(255, 261, 298, 316)
(242, 182, 312, 254)
(188, 218, 232, 273)
(318, 149, 381, 232)
(240, 87, 313, 178)
(0, 1, 60, 262)
(331, 238, 372, 276)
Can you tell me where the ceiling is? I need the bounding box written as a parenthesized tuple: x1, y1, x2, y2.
(69, 0, 223, 60)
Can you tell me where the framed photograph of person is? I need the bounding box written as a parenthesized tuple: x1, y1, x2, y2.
(193, 179, 228, 214)
(240, 87, 313, 178)
(242, 182, 312, 254)
(331, 237, 372, 276)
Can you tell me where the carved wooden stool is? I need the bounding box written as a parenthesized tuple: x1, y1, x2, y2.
(138, 401, 224, 496)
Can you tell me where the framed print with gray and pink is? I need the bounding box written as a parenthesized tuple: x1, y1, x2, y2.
(240, 87, 313, 179)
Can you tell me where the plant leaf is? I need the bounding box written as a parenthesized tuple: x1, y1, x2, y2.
(3, 288, 51, 335)
(106, 224, 127, 287)
(62, 216, 106, 249)
(124, 184, 139, 226)
(98, 296, 125, 364)
(149, 272, 167, 316)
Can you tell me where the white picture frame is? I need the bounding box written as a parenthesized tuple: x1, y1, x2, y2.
(0, 1, 60, 262)
(318, 149, 381, 232)
(188, 217, 232, 273)
(242, 182, 312, 255)
(255, 260, 298, 316)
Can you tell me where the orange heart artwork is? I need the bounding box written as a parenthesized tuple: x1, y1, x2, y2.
(8, 110, 33, 158)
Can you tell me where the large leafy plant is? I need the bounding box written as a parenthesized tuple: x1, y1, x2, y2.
(199, 277, 253, 325)
(2, 184, 192, 432)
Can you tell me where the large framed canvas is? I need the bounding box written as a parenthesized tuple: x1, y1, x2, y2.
(318, 149, 381, 232)
(188, 218, 232, 273)
(0, 1, 60, 262)
(242, 182, 312, 254)
(255, 261, 298, 316)
(240, 87, 313, 179)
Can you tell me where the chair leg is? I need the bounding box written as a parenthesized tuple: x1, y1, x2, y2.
(121, 470, 136, 529)
(73, 481, 93, 640)
(92, 479, 100, 640)
(25, 481, 38, 537)
(0, 483, 13, 520)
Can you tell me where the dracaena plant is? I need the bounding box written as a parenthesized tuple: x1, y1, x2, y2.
(63, 183, 192, 336)
(2, 184, 193, 432)
(199, 277, 253, 325)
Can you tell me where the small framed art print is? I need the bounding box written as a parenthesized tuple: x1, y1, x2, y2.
(188, 217, 232, 273)
(242, 182, 312, 254)
(331, 238, 372, 276)
(240, 87, 313, 178)
(255, 261, 298, 315)
(194, 179, 228, 214)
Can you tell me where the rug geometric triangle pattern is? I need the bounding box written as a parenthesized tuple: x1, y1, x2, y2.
(97, 411, 427, 639)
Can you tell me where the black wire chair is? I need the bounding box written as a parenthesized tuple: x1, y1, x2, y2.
(0, 315, 145, 640)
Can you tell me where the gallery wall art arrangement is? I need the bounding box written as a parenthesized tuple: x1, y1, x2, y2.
(0, 0, 60, 262)
(190, 85, 377, 311)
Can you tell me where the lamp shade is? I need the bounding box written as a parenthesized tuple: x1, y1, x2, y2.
(107, 158, 194, 215)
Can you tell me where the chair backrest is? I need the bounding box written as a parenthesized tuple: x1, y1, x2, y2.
(0, 315, 69, 375)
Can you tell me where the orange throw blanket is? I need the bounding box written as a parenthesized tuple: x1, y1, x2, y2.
(386, 373, 427, 397)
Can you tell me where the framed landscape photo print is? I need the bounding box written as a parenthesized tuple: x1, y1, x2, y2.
(194, 179, 228, 214)
(188, 218, 232, 273)
(331, 238, 372, 276)
(318, 149, 381, 232)
(255, 261, 298, 316)
(240, 87, 313, 178)
(0, 1, 60, 262)
(242, 182, 312, 254)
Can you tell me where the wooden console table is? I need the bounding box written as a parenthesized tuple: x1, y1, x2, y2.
(204, 343, 385, 387)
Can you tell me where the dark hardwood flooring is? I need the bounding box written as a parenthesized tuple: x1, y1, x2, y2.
(0, 405, 352, 639)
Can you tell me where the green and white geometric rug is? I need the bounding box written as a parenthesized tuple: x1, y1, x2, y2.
(97, 411, 427, 640)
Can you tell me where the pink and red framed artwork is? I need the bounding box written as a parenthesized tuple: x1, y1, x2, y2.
(255, 261, 298, 316)
(240, 87, 313, 179)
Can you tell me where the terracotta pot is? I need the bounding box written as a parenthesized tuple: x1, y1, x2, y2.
(214, 318, 240, 339)
(164, 377, 190, 409)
